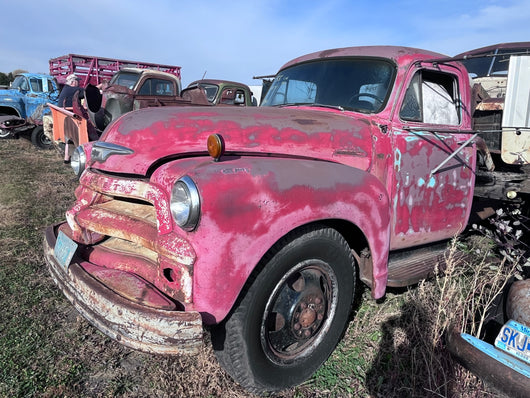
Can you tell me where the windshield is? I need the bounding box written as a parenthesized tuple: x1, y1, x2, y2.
(197, 83, 219, 103)
(461, 47, 530, 78)
(11, 75, 29, 91)
(109, 71, 141, 89)
(261, 58, 395, 112)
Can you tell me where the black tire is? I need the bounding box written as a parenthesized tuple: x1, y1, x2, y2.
(0, 113, 11, 138)
(211, 225, 356, 394)
(0, 127, 10, 139)
(31, 126, 52, 150)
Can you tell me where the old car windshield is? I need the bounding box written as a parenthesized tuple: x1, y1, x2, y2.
(261, 58, 394, 113)
(461, 47, 530, 77)
(109, 71, 141, 89)
(197, 83, 219, 103)
(11, 75, 29, 91)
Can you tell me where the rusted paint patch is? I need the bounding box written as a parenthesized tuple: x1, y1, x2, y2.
(44, 226, 203, 355)
(390, 130, 475, 249)
(81, 171, 173, 235)
(475, 98, 504, 111)
(152, 156, 392, 316)
(97, 106, 374, 176)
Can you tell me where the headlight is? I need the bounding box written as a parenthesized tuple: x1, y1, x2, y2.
(170, 176, 200, 231)
(71, 145, 86, 177)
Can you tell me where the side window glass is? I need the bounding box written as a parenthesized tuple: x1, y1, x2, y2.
(400, 73, 421, 121)
(154, 81, 173, 96)
(138, 79, 152, 95)
(220, 88, 236, 104)
(20, 77, 30, 91)
(139, 78, 175, 96)
(30, 78, 43, 92)
(47, 79, 55, 92)
(400, 70, 460, 125)
(234, 90, 246, 105)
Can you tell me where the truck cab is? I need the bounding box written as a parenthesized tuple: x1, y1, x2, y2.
(0, 73, 58, 139)
(99, 68, 182, 129)
(183, 79, 256, 106)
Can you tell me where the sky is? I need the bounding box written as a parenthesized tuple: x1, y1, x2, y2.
(2, 0, 530, 88)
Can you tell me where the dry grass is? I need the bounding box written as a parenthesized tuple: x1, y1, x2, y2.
(0, 138, 519, 398)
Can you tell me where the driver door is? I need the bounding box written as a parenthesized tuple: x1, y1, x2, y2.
(389, 65, 476, 250)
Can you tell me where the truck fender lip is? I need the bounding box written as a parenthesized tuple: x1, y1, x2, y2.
(43, 224, 203, 355)
(446, 326, 530, 398)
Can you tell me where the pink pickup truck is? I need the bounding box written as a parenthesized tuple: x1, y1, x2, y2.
(44, 45, 529, 394)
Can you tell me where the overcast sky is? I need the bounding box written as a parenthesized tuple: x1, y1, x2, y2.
(2, 0, 529, 87)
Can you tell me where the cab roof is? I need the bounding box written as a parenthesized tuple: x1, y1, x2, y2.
(279, 45, 448, 71)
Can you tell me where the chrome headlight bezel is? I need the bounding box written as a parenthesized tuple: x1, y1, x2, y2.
(71, 145, 87, 177)
(170, 176, 201, 231)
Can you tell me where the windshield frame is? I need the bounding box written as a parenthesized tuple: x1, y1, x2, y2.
(261, 57, 396, 113)
(109, 71, 141, 89)
(460, 47, 530, 78)
(197, 83, 220, 103)
(11, 75, 29, 91)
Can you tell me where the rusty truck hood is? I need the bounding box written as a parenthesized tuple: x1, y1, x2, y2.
(93, 106, 374, 176)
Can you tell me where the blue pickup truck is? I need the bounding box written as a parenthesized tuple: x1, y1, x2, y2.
(0, 72, 59, 148)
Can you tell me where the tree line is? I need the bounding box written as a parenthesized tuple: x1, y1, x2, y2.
(0, 72, 14, 86)
(0, 70, 29, 86)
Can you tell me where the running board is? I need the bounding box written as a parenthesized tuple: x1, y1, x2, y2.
(386, 241, 464, 287)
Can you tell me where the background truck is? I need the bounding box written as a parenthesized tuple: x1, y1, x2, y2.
(44, 44, 529, 395)
(0, 73, 59, 148)
(48, 53, 181, 89)
(51, 77, 255, 162)
(184, 79, 257, 106)
(0, 54, 182, 149)
(457, 42, 530, 203)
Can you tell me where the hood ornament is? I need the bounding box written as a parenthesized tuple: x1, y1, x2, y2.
(92, 142, 134, 162)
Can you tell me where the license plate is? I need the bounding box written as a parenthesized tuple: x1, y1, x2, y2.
(495, 319, 530, 364)
(54, 231, 78, 271)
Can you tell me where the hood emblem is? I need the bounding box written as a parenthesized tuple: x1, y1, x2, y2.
(92, 142, 134, 162)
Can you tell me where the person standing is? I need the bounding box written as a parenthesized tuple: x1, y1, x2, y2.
(53, 74, 85, 163)
(57, 73, 84, 107)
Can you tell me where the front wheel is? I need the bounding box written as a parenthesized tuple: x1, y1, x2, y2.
(211, 225, 356, 394)
(0, 113, 12, 138)
(0, 128, 10, 138)
(31, 126, 52, 150)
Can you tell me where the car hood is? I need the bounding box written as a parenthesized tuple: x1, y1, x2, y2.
(92, 106, 375, 176)
(0, 89, 22, 101)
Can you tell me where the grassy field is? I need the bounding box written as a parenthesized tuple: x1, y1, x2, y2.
(0, 137, 515, 397)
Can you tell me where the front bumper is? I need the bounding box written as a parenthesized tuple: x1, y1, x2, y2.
(44, 224, 203, 355)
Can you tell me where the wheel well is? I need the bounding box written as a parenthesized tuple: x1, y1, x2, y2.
(320, 219, 369, 257)
(0, 107, 20, 117)
(217, 220, 370, 325)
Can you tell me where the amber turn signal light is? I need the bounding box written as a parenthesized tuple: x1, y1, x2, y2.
(207, 134, 225, 161)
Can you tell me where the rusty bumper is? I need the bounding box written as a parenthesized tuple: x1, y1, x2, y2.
(447, 327, 530, 398)
(43, 225, 203, 355)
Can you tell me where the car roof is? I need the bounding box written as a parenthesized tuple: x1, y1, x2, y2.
(279, 45, 447, 71)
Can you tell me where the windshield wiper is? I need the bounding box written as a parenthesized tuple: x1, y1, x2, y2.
(278, 102, 344, 111)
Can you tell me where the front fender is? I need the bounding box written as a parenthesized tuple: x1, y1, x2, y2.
(0, 104, 23, 118)
(157, 156, 390, 322)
